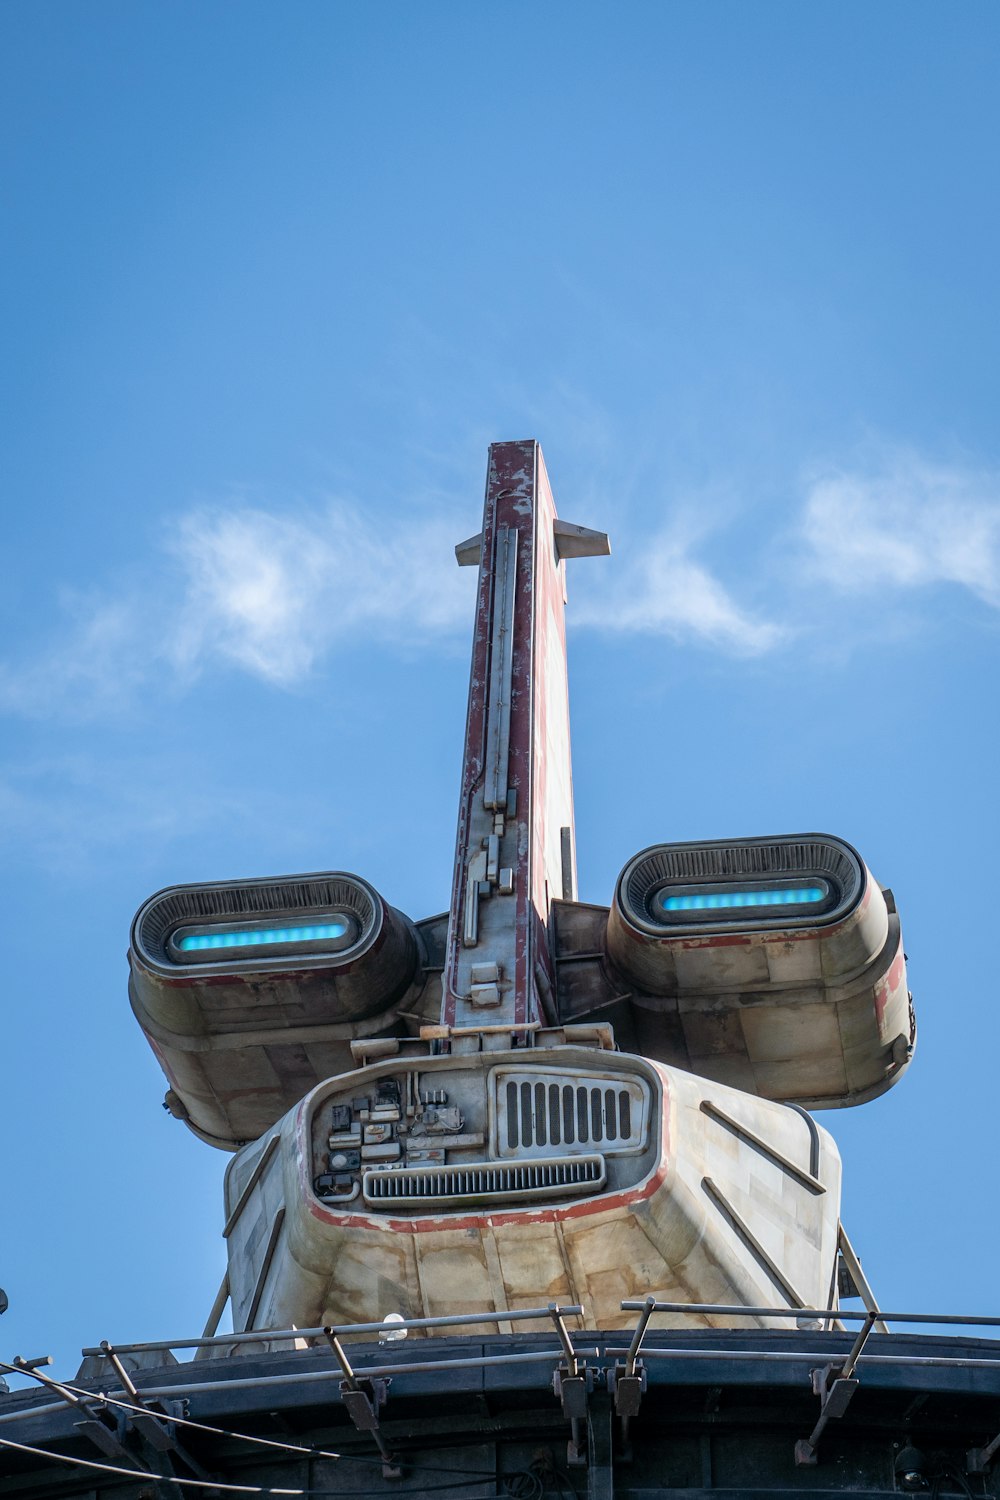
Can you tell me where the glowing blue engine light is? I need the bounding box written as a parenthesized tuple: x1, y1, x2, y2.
(661, 887, 825, 913)
(178, 920, 349, 953)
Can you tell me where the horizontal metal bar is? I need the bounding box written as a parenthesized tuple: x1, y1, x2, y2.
(835, 1311, 1000, 1329)
(619, 1301, 1000, 1328)
(605, 1347, 1000, 1370)
(6, 1335, 1000, 1435)
(0, 1347, 595, 1427)
(80, 1302, 586, 1357)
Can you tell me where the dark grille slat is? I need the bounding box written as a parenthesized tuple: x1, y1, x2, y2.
(362, 1155, 605, 1207)
(491, 1068, 650, 1158)
(498, 1074, 645, 1158)
(618, 837, 863, 935)
(135, 873, 379, 969)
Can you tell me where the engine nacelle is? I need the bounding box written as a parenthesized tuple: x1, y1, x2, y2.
(604, 834, 912, 1107)
(129, 871, 421, 1148)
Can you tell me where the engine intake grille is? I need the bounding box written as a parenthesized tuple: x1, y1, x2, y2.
(362, 1155, 605, 1208)
(617, 835, 863, 936)
(132, 872, 381, 976)
(492, 1069, 650, 1159)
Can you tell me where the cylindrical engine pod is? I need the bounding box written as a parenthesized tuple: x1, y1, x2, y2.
(129, 871, 419, 1148)
(607, 834, 911, 1107)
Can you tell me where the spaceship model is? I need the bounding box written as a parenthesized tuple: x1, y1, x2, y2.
(4, 444, 997, 1500)
(128, 439, 913, 1338)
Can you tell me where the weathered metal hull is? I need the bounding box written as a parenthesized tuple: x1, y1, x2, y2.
(223, 1048, 841, 1338)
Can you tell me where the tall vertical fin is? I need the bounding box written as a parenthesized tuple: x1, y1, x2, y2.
(443, 441, 608, 1029)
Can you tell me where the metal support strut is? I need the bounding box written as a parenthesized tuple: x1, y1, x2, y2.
(609, 1294, 653, 1457)
(324, 1327, 402, 1479)
(7, 1345, 219, 1494)
(795, 1309, 878, 1465)
(3, 1353, 159, 1483)
(98, 1340, 215, 1486)
(548, 1302, 595, 1468)
(545, 1302, 616, 1497)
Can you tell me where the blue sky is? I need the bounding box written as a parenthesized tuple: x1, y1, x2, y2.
(2, 1, 999, 1380)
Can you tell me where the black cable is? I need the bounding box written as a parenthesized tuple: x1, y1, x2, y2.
(502, 1469, 544, 1500)
(0, 1439, 532, 1497)
(1, 1363, 513, 1484)
(2, 1359, 564, 1494)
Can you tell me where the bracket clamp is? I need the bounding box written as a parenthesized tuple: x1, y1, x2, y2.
(608, 1361, 647, 1418)
(794, 1363, 860, 1466)
(553, 1362, 594, 1466)
(326, 1328, 402, 1479)
(795, 1306, 876, 1466)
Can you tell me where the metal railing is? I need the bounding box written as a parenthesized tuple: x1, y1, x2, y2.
(3, 1296, 1000, 1427)
(5, 1298, 1000, 1491)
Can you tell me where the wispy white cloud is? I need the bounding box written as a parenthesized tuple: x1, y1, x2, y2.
(573, 525, 786, 657)
(167, 502, 474, 684)
(0, 499, 477, 718)
(570, 448, 1000, 655)
(0, 595, 148, 719)
(4, 448, 1000, 724)
(799, 451, 1000, 606)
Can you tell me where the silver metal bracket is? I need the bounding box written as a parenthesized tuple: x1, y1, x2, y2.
(612, 1293, 654, 1460)
(553, 1361, 594, 1465)
(339, 1377, 387, 1428)
(608, 1361, 647, 1419)
(96, 1342, 218, 1486)
(8, 1352, 140, 1466)
(795, 1309, 876, 1465)
(794, 1364, 860, 1466)
(546, 1301, 594, 1467)
(325, 1328, 402, 1479)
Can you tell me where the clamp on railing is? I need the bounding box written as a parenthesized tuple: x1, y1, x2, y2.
(618, 1294, 884, 1469)
(323, 1327, 401, 1480)
(608, 1294, 653, 1454)
(794, 1309, 878, 1466)
(97, 1342, 210, 1470)
(317, 1303, 590, 1478)
(547, 1302, 595, 1465)
(3, 1353, 155, 1474)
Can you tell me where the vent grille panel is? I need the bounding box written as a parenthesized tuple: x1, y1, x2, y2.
(493, 1070, 649, 1159)
(618, 836, 864, 936)
(362, 1155, 605, 1208)
(133, 873, 379, 973)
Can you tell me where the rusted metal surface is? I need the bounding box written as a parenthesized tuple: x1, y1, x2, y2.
(217, 1044, 842, 1338)
(445, 445, 553, 1027)
(443, 442, 607, 1032)
(551, 835, 913, 1109)
(128, 886, 443, 1148)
